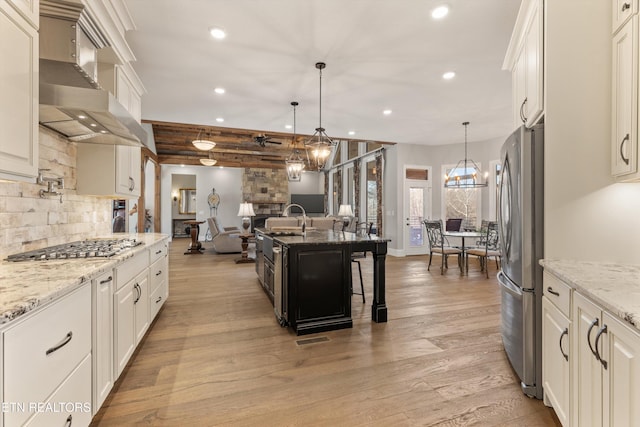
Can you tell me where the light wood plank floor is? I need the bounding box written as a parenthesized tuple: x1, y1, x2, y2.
(91, 240, 560, 426)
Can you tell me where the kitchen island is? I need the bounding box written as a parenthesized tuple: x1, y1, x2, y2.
(256, 228, 389, 335)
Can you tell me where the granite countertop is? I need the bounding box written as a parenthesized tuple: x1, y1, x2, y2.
(541, 259, 640, 332)
(256, 228, 390, 246)
(0, 233, 169, 326)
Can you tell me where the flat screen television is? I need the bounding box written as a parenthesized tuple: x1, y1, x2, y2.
(289, 194, 324, 214)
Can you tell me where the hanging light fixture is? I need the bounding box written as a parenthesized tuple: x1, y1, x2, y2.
(444, 121, 488, 188)
(304, 62, 335, 170)
(192, 129, 216, 151)
(199, 151, 217, 166)
(285, 101, 305, 181)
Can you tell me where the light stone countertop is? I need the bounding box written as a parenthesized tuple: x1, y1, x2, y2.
(0, 233, 169, 326)
(541, 259, 640, 332)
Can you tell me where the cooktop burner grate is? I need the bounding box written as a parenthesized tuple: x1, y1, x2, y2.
(6, 238, 143, 262)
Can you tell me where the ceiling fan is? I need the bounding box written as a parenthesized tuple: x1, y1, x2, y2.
(252, 134, 282, 147)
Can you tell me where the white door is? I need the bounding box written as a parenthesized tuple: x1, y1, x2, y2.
(403, 167, 432, 256)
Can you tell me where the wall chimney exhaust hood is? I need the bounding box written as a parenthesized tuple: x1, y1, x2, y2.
(38, 1, 147, 147)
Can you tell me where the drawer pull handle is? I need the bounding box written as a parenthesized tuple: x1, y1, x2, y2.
(547, 286, 560, 297)
(65, 414, 72, 427)
(46, 331, 73, 355)
(587, 318, 599, 358)
(155, 250, 162, 255)
(156, 270, 162, 276)
(622, 2, 631, 11)
(559, 328, 569, 362)
(134, 283, 141, 304)
(519, 97, 528, 123)
(99, 276, 113, 284)
(595, 324, 608, 369)
(620, 134, 630, 165)
(156, 296, 162, 303)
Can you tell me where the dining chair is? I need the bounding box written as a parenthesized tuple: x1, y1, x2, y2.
(423, 220, 462, 275)
(466, 221, 500, 278)
(350, 221, 373, 303)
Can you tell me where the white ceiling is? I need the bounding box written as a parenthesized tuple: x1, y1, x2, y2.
(124, 0, 521, 146)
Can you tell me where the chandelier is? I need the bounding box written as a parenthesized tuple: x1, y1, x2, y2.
(192, 129, 216, 151)
(304, 62, 335, 170)
(444, 121, 488, 188)
(285, 101, 305, 181)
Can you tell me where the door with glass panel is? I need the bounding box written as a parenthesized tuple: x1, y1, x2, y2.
(404, 167, 432, 256)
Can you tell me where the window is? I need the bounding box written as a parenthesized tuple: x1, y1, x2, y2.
(366, 159, 377, 230)
(442, 164, 481, 228)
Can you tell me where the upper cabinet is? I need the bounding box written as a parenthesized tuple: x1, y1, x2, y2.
(76, 144, 141, 197)
(611, 3, 640, 181)
(503, 0, 544, 131)
(98, 63, 144, 123)
(0, 0, 38, 183)
(6, 0, 37, 28)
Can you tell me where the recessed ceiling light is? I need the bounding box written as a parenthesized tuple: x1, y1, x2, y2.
(214, 87, 225, 94)
(443, 71, 456, 80)
(348, 131, 355, 136)
(209, 27, 226, 40)
(431, 5, 449, 19)
(383, 110, 392, 116)
(216, 117, 224, 123)
(285, 124, 292, 130)
(90, 123, 97, 127)
(78, 115, 86, 119)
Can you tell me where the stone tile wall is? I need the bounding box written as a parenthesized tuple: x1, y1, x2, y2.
(241, 168, 288, 215)
(0, 128, 112, 259)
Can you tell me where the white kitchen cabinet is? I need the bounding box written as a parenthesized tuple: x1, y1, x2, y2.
(613, 0, 638, 34)
(114, 252, 149, 378)
(97, 63, 143, 124)
(542, 272, 572, 426)
(542, 295, 571, 426)
(504, 0, 544, 130)
(77, 144, 141, 198)
(573, 291, 640, 427)
(92, 271, 114, 413)
(2, 283, 91, 426)
(6, 0, 37, 29)
(0, 0, 38, 183)
(148, 241, 169, 321)
(611, 16, 638, 179)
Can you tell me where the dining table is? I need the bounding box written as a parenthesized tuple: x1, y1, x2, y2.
(442, 230, 484, 274)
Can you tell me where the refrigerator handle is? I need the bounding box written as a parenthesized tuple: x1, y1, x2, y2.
(497, 271, 523, 297)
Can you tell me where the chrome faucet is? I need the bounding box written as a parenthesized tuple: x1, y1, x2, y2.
(281, 203, 307, 235)
(37, 169, 64, 203)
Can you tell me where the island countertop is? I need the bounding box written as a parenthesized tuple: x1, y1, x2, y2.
(256, 228, 390, 247)
(541, 259, 640, 332)
(0, 233, 169, 326)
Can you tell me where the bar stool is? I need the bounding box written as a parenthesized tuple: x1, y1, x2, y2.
(350, 221, 373, 303)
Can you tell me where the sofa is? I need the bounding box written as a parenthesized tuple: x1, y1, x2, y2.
(264, 216, 339, 231)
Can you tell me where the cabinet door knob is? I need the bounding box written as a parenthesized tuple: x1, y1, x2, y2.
(559, 328, 569, 362)
(622, 2, 631, 11)
(620, 134, 630, 165)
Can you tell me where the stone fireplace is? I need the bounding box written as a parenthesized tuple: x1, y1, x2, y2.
(242, 168, 289, 230)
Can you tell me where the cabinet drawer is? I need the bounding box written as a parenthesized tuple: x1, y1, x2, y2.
(149, 280, 168, 321)
(149, 255, 168, 295)
(3, 284, 91, 426)
(543, 272, 572, 317)
(613, 0, 638, 34)
(24, 354, 92, 427)
(149, 240, 168, 264)
(116, 249, 148, 291)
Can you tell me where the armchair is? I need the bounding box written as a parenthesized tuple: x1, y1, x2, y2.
(207, 217, 242, 254)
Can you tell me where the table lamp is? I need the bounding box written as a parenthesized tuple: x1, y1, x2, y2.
(337, 204, 354, 234)
(237, 202, 256, 233)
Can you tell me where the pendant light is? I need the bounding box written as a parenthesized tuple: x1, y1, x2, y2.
(285, 101, 305, 181)
(192, 129, 216, 151)
(304, 62, 335, 170)
(199, 151, 217, 166)
(444, 121, 488, 188)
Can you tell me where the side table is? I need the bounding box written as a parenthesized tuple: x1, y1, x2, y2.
(184, 220, 204, 254)
(235, 233, 254, 264)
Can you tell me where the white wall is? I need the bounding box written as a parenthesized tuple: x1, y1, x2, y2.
(288, 171, 323, 194)
(386, 136, 504, 254)
(544, 0, 640, 263)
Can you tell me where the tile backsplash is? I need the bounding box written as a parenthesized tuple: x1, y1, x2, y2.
(0, 128, 113, 259)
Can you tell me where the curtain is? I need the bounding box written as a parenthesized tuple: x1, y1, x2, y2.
(336, 169, 342, 208)
(323, 171, 329, 216)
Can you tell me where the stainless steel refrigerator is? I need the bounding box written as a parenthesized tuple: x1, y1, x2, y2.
(497, 123, 544, 399)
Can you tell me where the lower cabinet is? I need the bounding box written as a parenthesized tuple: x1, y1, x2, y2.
(92, 271, 114, 413)
(542, 296, 570, 426)
(114, 269, 148, 378)
(573, 291, 640, 426)
(2, 283, 92, 426)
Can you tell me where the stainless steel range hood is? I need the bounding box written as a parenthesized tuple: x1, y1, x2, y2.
(38, 1, 147, 147)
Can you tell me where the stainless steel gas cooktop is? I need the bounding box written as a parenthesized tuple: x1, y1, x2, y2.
(6, 238, 143, 262)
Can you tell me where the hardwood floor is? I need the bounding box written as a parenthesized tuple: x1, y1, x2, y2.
(91, 241, 560, 426)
